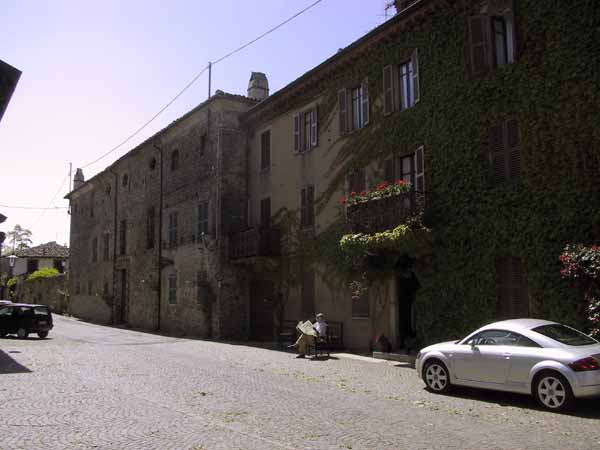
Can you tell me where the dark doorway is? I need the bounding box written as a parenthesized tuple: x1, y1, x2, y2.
(250, 279, 275, 341)
(118, 269, 128, 324)
(396, 273, 419, 351)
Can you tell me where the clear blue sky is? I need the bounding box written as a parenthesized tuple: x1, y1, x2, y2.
(0, 0, 394, 247)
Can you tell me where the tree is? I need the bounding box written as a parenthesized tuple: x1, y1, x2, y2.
(6, 224, 33, 251)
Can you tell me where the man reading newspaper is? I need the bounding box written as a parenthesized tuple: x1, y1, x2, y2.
(289, 313, 327, 358)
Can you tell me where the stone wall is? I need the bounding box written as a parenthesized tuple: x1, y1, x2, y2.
(18, 274, 69, 314)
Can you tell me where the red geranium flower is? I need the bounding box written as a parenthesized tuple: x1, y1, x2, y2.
(350, 191, 356, 197)
(360, 191, 366, 196)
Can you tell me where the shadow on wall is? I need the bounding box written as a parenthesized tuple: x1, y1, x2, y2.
(0, 349, 32, 374)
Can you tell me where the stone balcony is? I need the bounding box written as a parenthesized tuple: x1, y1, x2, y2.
(346, 191, 425, 234)
(229, 227, 281, 260)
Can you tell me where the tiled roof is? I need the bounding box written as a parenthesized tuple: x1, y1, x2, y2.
(16, 241, 69, 258)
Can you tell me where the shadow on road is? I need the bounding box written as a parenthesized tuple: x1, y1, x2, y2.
(437, 385, 600, 419)
(0, 349, 32, 374)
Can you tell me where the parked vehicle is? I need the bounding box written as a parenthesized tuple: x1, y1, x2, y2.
(0, 300, 12, 305)
(416, 319, 600, 411)
(0, 303, 53, 339)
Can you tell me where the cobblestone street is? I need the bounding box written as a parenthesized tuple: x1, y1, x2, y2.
(0, 315, 599, 450)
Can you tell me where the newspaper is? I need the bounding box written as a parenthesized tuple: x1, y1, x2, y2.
(296, 320, 318, 337)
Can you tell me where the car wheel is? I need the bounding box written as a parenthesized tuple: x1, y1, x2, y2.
(423, 359, 451, 393)
(533, 371, 574, 411)
(0, 332, 7, 338)
(17, 328, 29, 339)
(37, 331, 48, 339)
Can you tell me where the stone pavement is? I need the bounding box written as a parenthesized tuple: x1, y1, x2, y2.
(0, 315, 599, 450)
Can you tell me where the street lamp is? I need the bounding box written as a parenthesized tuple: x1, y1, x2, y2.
(8, 254, 17, 278)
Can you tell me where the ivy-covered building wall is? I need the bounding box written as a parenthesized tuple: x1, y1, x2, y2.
(243, 0, 600, 348)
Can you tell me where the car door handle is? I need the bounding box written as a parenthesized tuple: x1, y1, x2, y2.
(503, 352, 512, 359)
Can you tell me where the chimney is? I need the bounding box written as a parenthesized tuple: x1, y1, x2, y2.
(73, 168, 85, 190)
(247, 72, 269, 101)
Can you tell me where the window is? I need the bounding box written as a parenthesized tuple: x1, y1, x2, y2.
(495, 256, 529, 319)
(352, 292, 370, 318)
(197, 270, 210, 305)
(149, 158, 156, 171)
(347, 168, 366, 194)
(383, 50, 419, 114)
(171, 149, 179, 171)
(485, 119, 521, 185)
(75, 280, 81, 295)
(168, 273, 177, 304)
(103, 282, 109, 298)
(90, 192, 95, 218)
(92, 236, 98, 262)
(301, 271, 315, 317)
(103, 233, 110, 260)
(533, 324, 598, 347)
(87, 280, 93, 296)
(119, 220, 127, 255)
(168, 212, 178, 247)
(467, 5, 515, 77)
(122, 174, 128, 188)
(27, 259, 39, 273)
(465, 329, 539, 347)
(260, 130, 271, 171)
(383, 146, 425, 192)
(260, 197, 271, 228)
(293, 108, 317, 152)
(339, 79, 370, 133)
(198, 202, 209, 236)
(300, 185, 315, 228)
(200, 133, 207, 156)
(146, 207, 155, 249)
(53, 259, 64, 273)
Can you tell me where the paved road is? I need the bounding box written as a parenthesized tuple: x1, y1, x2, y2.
(0, 316, 599, 450)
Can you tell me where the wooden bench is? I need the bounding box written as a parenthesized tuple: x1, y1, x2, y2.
(307, 321, 344, 358)
(278, 320, 300, 347)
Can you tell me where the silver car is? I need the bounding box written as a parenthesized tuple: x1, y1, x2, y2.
(416, 319, 600, 411)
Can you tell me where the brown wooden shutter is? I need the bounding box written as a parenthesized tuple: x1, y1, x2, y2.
(293, 113, 300, 152)
(489, 123, 506, 184)
(506, 119, 521, 182)
(415, 146, 425, 192)
(310, 108, 318, 147)
(338, 89, 348, 134)
(361, 78, 370, 125)
(383, 65, 394, 115)
(468, 16, 492, 76)
(412, 49, 420, 103)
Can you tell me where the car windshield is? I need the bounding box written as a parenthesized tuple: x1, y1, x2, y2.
(532, 324, 598, 346)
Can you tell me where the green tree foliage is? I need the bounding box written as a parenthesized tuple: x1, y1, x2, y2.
(6, 224, 33, 251)
(27, 267, 60, 281)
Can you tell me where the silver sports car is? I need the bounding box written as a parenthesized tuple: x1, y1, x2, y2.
(415, 319, 600, 410)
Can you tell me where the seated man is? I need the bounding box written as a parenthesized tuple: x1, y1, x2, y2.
(289, 313, 328, 358)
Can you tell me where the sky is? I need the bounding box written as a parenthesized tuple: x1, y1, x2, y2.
(0, 0, 395, 248)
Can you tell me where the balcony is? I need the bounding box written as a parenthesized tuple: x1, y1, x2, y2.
(346, 190, 424, 234)
(229, 227, 281, 260)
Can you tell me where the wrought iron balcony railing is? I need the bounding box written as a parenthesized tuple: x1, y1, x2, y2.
(346, 190, 425, 234)
(229, 227, 281, 260)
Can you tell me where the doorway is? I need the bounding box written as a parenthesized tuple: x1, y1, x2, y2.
(249, 279, 275, 341)
(118, 269, 128, 324)
(396, 273, 419, 351)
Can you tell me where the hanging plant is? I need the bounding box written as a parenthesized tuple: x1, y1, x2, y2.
(559, 244, 600, 336)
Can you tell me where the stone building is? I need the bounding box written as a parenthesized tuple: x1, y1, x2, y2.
(68, 0, 600, 349)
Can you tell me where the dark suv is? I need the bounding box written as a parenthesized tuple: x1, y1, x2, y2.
(0, 303, 53, 339)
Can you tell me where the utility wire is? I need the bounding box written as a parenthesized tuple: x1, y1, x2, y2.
(212, 0, 324, 66)
(79, 0, 325, 170)
(0, 204, 68, 210)
(28, 173, 70, 231)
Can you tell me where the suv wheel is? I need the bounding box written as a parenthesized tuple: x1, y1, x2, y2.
(37, 331, 48, 339)
(17, 328, 29, 339)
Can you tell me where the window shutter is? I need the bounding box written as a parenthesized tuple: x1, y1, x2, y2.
(489, 123, 506, 184)
(415, 146, 425, 192)
(384, 158, 395, 182)
(338, 89, 347, 134)
(468, 15, 492, 76)
(307, 185, 315, 226)
(293, 114, 300, 152)
(310, 108, 318, 147)
(383, 65, 394, 115)
(506, 119, 521, 182)
(361, 78, 370, 125)
(411, 49, 420, 103)
(300, 188, 307, 226)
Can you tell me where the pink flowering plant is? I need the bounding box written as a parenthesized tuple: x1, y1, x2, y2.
(342, 179, 411, 207)
(559, 244, 600, 336)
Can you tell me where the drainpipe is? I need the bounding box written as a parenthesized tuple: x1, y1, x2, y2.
(152, 142, 164, 331)
(107, 167, 119, 325)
